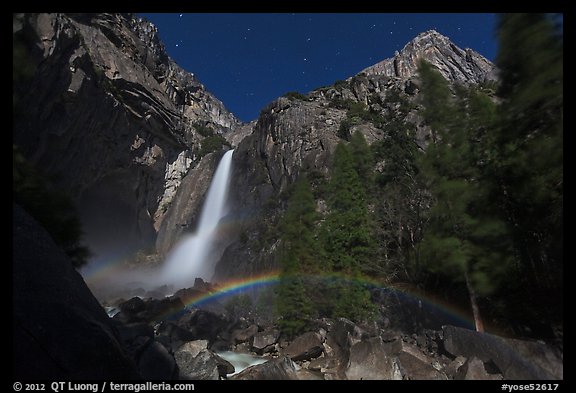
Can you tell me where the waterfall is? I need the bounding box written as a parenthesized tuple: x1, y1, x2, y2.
(161, 149, 234, 288)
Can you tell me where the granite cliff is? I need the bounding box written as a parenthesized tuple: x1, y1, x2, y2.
(13, 13, 240, 263)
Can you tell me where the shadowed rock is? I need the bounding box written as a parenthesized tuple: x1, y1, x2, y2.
(13, 204, 140, 379)
(443, 325, 562, 380)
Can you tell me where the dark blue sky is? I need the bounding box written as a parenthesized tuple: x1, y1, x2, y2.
(141, 13, 498, 122)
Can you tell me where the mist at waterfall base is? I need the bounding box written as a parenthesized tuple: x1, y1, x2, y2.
(81, 150, 236, 300)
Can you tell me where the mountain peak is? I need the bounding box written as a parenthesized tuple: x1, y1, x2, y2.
(362, 30, 497, 84)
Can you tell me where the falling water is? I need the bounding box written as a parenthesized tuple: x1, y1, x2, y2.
(161, 149, 234, 288)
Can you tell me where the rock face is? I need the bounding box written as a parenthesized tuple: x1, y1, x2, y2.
(13, 13, 241, 263)
(362, 30, 497, 84)
(213, 29, 497, 281)
(13, 204, 140, 379)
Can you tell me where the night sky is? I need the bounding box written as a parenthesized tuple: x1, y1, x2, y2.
(140, 13, 499, 123)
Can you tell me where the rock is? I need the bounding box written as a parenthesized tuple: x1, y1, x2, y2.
(115, 322, 155, 343)
(174, 340, 234, 380)
(138, 341, 178, 380)
(179, 309, 230, 344)
(443, 325, 562, 380)
(309, 356, 339, 372)
(156, 321, 197, 352)
(231, 324, 259, 344)
(457, 357, 503, 380)
(296, 369, 324, 380)
(326, 318, 357, 355)
(394, 341, 447, 380)
(444, 356, 467, 379)
(284, 332, 324, 361)
(142, 297, 186, 322)
(252, 329, 280, 354)
(345, 337, 402, 380)
(120, 297, 146, 315)
(232, 356, 299, 380)
(13, 204, 140, 379)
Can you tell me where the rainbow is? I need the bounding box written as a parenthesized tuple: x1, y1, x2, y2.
(80, 254, 478, 331)
(159, 271, 476, 330)
(180, 271, 281, 308)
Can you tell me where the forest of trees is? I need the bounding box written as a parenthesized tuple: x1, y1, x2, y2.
(275, 13, 562, 338)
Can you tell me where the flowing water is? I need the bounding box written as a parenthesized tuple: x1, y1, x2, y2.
(161, 149, 234, 288)
(216, 351, 268, 376)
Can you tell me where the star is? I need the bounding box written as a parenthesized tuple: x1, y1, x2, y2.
(306, 37, 311, 42)
(303, 58, 308, 62)
(175, 43, 179, 47)
(179, 14, 183, 17)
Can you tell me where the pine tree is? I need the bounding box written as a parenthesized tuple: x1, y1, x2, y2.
(349, 130, 374, 187)
(276, 275, 314, 337)
(371, 102, 427, 281)
(494, 13, 563, 295)
(417, 60, 514, 332)
(320, 142, 377, 321)
(322, 143, 376, 273)
(275, 174, 320, 336)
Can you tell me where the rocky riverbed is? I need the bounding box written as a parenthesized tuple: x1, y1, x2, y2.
(106, 283, 563, 381)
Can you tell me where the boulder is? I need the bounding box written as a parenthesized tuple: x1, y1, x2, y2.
(444, 356, 467, 379)
(179, 309, 230, 343)
(345, 337, 402, 380)
(156, 321, 197, 352)
(120, 297, 146, 315)
(457, 357, 503, 380)
(284, 332, 324, 361)
(174, 340, 234, 380)
(443, 325, 563, 380)
(138, 341, 178, 380)
(309, 356, 340, 372)
(252, 329, 280, 354)
(296, 369, 324, 380)
(232, 356, 299, 380)
(140, 297, 186, 322)
(231, 324, 259, 344)
(13, 204, 140, 379)
(325, 317, 356, 360)
(394, 341, 447, 380)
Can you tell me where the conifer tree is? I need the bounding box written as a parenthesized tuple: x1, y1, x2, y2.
(417, 60, 514, 332)
(493, 13, 563, 295)
(275, 174, 319, 336)
(320, 142, 377, 321)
